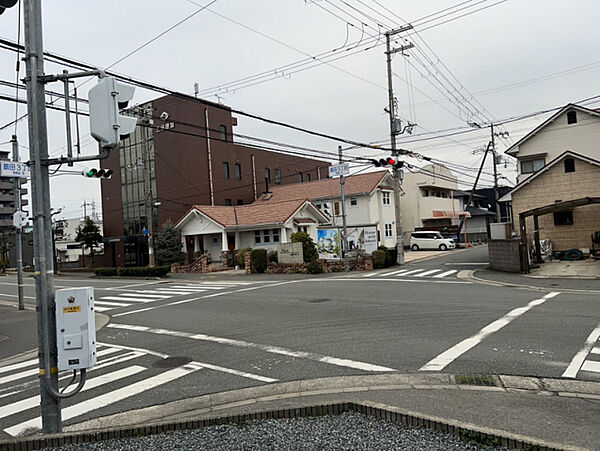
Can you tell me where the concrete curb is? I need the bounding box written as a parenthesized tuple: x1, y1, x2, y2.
(3, 372, 594, 450)
(468, 269, 600, 294)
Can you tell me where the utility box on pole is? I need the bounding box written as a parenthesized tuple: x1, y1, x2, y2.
(55, 287, 97, 371)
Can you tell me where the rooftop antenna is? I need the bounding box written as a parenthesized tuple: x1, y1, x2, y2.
(194, 82, 199, 98)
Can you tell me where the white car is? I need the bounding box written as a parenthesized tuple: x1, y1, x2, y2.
(410, 231, 456, 251)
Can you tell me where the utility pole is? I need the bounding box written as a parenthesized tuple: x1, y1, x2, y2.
(490, 123, 500, 222)
(11, 135, 24, 311)
(338, 146, 349, 272)
(142, 112, 155, 267)
(385, 26, 413, 265)
(23, 0, 61, 432)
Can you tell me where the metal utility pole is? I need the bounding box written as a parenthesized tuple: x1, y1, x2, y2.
(11, 135, 24, 310)
(385, 26, 413, 265)
(338, 146, 349, 272)
(23, 0, 61, 432)
(142, 115, 155, 267)
(491, 123, 500, 222)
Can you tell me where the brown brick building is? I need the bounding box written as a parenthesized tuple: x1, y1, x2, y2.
(100, 94, 330, 267)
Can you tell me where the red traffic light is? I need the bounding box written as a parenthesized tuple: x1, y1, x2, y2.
(386, 157, 396, 165)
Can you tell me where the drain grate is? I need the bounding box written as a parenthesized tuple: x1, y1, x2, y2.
(308, 298, 330, 303)
(454, 374, 497, 387)
(152, 356, 192, 368)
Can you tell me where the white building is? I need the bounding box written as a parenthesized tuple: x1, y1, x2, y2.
(54, 218, 104, 264)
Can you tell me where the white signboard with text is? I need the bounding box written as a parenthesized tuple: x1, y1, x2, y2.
(328, 163, 350, 178)
(0, 161, 30, 178)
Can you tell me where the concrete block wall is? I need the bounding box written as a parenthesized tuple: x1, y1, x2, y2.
(488, 240, 522, 273)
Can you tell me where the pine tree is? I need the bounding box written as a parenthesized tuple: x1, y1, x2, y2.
(155, 220, 184, 266)
(75, 217, 103, 264)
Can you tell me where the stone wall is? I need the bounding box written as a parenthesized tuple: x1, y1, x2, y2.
(488, 240, 522, 273)
(171, 254, 210, 274)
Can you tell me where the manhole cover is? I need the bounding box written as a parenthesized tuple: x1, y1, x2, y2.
(308, 298, 330, 303)
(152, 356, 192, 368)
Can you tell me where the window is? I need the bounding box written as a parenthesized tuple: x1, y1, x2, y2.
(237, 199, 244, 205)
(223, 162, 230, 179)
(235, 163, 242, 180)
(298, 226, 308, 233)
(334, 202, 340, 215)
(382, 192, 391, 205)
(422, 189, 429, 197)
(441, 191, 448, 198)
(521, 158, 545, 174)
(255, 229, 280, 244)
(384, 223, 393, 237)
(305, 173, 311, 182)
(275, 169, 281, 184)
(225, 199, 232, 206)
(564, 158, 575, 173)
(554, 210, 573, 226)
(265, 168, 271, 184)
(567, 111, 577, 125)
(350, 197, 358, 207)
(299, 173, 304, 183)
(220, 125, 228, 141)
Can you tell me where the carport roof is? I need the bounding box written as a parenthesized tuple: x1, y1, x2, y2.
(519, 197, 600, 218)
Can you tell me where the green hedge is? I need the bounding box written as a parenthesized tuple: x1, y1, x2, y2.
(372, 250, 387, 269)
(95, 266, 170, 277)
(236, 247, 252, 267)
(306, 260, 322, 274)
(94, 267, 117, 276)
(251, 249, 268, 273)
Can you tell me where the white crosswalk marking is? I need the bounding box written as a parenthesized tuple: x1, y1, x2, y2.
(563, 324, 600, 378)
(398, 269, 426, 276)
(581, 360, 600, 373)
(5, 365, 200, 436)
(415, 269, 441, 277)
(0, 366, 146, 420)
(434, 270, 458, 278)
(95, 300, 130, 308)
(101, 296, 155, 303)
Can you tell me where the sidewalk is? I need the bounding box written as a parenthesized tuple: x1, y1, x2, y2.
(4, 373, 598, 450)
(471, 268, 600, 293)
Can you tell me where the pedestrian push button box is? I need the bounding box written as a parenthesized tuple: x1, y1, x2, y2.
(55, 287, 97, 370)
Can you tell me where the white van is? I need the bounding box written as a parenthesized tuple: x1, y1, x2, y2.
(410, 231, 456, 251)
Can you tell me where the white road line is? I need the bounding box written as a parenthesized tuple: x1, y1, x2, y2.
(361, 272, 380, 277)
(379, 269, 410, 277)
(0, 366, 146, 420)
(95, 301, 130, 308)
(5, 365, 199, 436)
(153, 290, 197, 295)
(93, 306, 112, 312)
(0, 368, 37, 386)
(562, 323, 600, 378)
(0, 358, 38, 375)
(415, 269, 441, 277)
(113, 280, 301, 317)
(101, 296, 156, 303)
(170, 286, 226, 291)
(118, 293, 168, 299)
(581, 360, 600, 373)
(444, 263, 487, 265)
(591, 347, 600, 355)
(108, 323, 396, 373)
(104, 281, 165, 291)
(318, 278, 470, 284)
(169, 287, 207, 292)
(434, 270, 457, 278)
(397, 269, 427, 276)
(420, 292, 561, 372)
(178, 281, 252, 285)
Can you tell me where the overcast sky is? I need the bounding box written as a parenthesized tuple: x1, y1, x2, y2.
(0, 0, 599, 221)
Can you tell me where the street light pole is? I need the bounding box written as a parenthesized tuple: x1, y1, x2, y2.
(338, 146, 349, 272)
(23, 0, 61, 432)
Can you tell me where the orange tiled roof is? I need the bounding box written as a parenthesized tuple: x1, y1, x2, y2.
(192, 199, 318, 227)
(256, 170, 389, 203)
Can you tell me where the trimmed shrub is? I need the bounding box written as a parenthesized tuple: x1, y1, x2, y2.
(94, 267, 117, 276)
(306, 260, 323, 274)
(372, 250, 386, 269)
(235, 247, 252, 267)
(378, 245, 395, 267)
(250, 249, 268, 274)
(116, 266, 170, 277)
(267, 249, 278, 263)
(291, 232, 318, 262)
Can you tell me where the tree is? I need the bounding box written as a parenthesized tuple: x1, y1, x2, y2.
(291, 231, 318, 263)
(75, 216, 102, 265)
(154, 220, 184, 266)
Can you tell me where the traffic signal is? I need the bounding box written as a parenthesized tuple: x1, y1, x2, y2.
(82, 168, 113, 179)
(0, 0, 18, 15)
(370, 156, 397, 167)
(88, 76, 137, 149)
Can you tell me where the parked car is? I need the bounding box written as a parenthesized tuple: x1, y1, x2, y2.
(410, 231, 456, 251)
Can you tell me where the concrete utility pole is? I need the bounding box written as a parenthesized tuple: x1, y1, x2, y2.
(385, 26, 413, 265)
(23, 0, 61, 432)
(142, 115, 155, 267)
(338, 146, 349, 272)
(11, 135, 24, 310)
(491, 123, 501, 222)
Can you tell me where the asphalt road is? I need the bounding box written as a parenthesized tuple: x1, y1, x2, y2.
(0, 246, 599, 439)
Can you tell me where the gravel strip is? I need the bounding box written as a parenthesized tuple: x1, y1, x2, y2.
(45, 411, 511, 450)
